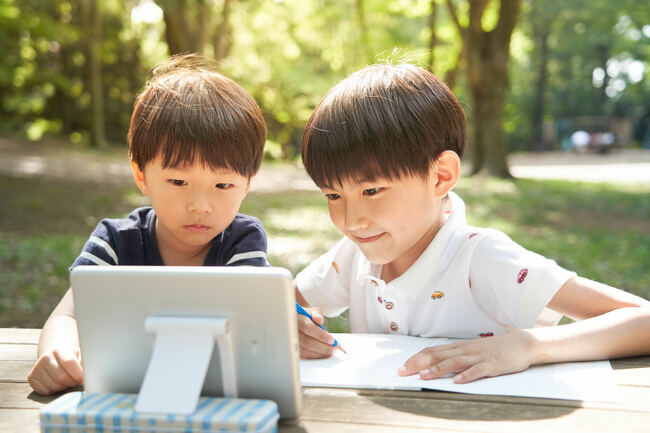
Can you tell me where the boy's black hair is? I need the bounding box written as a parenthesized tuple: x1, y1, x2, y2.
(302, 63, 465, 188)
(128, 54, 266, 179)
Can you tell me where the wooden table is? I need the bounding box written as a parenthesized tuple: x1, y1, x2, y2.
(3, 328, 650, 433)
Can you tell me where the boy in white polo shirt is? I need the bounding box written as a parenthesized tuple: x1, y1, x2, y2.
(295, 62, 650, 383)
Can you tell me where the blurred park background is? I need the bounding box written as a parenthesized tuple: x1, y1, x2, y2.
(0, 0, 649, 329)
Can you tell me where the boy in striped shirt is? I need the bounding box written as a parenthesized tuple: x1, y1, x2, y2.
(29, 55, 269, 395)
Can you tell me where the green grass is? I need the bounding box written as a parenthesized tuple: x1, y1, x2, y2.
(1, 170, 648, 329)
(0, 174, 139, 327)
(241, 191, 341, 273)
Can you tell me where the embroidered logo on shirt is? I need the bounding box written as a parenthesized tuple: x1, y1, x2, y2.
(332, 261, 340, 273)
(431, 291, 444, 300)
(479, 332, 494, 338)
(517, 268, 529, 284)
(469, 232, 478, 239)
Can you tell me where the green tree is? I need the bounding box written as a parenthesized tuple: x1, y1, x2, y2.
(0, 0, 145, 144)
(507, 0, 649, 151)
(81, 0, 106, 148)
(447, 0, 522, 177)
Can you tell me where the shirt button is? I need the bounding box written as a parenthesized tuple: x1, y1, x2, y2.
(389, 322, 398, 332)
(385, 301, 394, 310)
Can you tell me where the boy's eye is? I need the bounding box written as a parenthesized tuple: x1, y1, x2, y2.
(216, 183, 233, 190)
(325, 193, 340, 200)
(168, 179, 186, 186)
(363, 187, 380, 196)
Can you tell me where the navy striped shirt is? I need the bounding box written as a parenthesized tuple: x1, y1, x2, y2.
(70, 207, 269, 269)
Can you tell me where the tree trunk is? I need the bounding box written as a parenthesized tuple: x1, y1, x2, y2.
(355, 0, 371, 64)
(531, 30, 549, 151)
(160, 0, 212, 55)
(213, 0, 233, 60)
(427, 0, 438, 72)
(84, 0, 106, 148)
(596, 42, 610, 110)
(464, 0, 521, 177)
(469, 74, 509, 176)
(194, 0, 210, 55)
(163, 4, 192, 55)
(444, 44, 464, 89)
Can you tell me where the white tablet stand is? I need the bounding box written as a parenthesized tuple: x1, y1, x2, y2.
(134, 316, 237, 414)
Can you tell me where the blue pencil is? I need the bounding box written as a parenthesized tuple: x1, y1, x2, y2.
(296, 303, 346, 354)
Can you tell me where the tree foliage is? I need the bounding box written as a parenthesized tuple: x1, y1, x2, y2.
(0, 0, 648, 171)
(0, 0, 145, 143)
(506, 0, 649, 152)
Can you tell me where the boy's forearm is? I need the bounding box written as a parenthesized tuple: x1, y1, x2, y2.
(38, 314, 80, 357)
(528, 306, 650, 365)
(38, 288, 79, 357)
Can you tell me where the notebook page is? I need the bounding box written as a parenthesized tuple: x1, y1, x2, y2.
(299, 333, 621, 402)
(299, 333, 449, 390)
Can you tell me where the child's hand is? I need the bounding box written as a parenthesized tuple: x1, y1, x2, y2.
(397, 330, 535, 383)
(297, 307, 338, 359)
(28, 347, 83, 395)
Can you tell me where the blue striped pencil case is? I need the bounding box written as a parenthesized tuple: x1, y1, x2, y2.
(39, 392, 279, 433)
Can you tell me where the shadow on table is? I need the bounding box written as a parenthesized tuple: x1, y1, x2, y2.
(278, 421, 308, 433)
(611, 356, 650, 369)
(352, 337, 581, 422)
(27, 390, 69, 405)
(27, 385, 85, 406)
(363, 389, 579, 421)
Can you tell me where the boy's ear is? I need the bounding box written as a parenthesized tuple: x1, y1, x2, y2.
(432, 150, 460, 198)
(131, 161, 149, 195)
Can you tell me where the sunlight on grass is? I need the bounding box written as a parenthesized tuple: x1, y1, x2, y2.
(242, 192, 340, 273)
(1, 168, 649, 328)
(266, 207, 331, 233)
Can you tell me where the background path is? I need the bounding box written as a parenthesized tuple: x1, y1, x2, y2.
(2, 138, 649, 190)
(508, 150, 650, 185)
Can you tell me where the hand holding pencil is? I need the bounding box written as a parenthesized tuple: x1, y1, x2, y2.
(296, 303, 346, 358)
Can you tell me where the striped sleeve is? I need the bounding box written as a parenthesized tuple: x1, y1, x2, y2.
(70, 222, 119, 269)
(222, 215, 269, 267)
(226, 251, 267, 265)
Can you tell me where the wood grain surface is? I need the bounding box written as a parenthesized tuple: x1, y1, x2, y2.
(2, 329, 649, 433)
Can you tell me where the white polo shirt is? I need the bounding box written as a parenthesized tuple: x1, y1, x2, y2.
(296, 192, 576, 338)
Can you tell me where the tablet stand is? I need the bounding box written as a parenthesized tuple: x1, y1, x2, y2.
(135, 316, 237, 414)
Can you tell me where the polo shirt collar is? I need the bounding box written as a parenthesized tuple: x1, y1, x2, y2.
(382, 191, 466, 297)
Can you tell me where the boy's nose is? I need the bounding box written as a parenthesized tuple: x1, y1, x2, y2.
(344, 203, 369, 231)
(188, 195, 213, 215)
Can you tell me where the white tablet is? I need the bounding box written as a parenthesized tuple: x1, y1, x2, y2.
(71, 265, 302, 420)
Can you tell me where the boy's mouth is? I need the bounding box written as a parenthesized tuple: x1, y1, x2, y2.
(185, 224, 210, 233)
(354, 233, 385, 243)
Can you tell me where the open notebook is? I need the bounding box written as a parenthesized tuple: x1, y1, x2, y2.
(300, 333, 620, 402)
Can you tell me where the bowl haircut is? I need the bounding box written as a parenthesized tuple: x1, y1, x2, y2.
(302, 63, 466, 189)
(128, 54, 266, 179)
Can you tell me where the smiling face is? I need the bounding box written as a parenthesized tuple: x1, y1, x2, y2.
(322, 172, 447, 279)
(132, 156, 250, 264)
